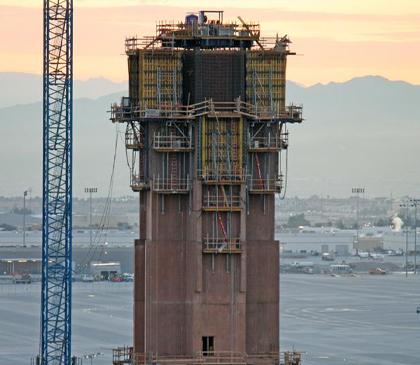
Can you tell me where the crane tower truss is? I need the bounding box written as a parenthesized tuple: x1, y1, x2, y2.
(41, 0, 73, 364)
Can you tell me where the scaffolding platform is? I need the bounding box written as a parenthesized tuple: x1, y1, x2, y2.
(153, 134, 193, 152)
(130, 175, 148, 192)
(113, 346, 133, 365)
(202, 175, 245, 185)
(248, 178, 283, 194)
(125, 126, 145, 150)
(152, 177, 191, 194)
(110, 100, 303, 124)
(202, 195, 242, 211)
(248, 134, 288, 152)
(203, 238, 242, 254)
(112, 348, 301, 365)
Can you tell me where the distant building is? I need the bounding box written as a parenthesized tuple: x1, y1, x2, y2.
(330, 264, 352, 274)
(90, 261, 121, 279)
(335, 244, 350, 256)
(0, 258, 42, 275)
(354, 237, 384, 252)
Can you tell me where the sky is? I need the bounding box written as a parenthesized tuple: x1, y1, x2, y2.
(1, 0, 420, 85)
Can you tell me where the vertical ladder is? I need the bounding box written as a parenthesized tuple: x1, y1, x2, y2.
(139, 151, 145, 180)
(169, 153, 178, 189)
(217, 212, 229, 245)
(230, 122, 239, 176)
(220, 186, 229, 208)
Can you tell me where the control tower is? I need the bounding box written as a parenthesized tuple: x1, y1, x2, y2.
(111, 10, 303, 365)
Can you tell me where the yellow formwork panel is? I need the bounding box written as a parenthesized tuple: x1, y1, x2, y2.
(246, 50, 287, 112)
(201, 117, 243, 179)
(138, 49, 183, 109)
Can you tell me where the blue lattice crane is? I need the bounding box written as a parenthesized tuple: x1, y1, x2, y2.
(41, 0, 73, 364)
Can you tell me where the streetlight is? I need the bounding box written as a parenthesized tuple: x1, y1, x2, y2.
(23, 190, 28, 247)
(352, 187, 365, 243)
(81, 352, 103, 365)
(84, 187, 98, 247)
(410, 199, 420, 275)
(400, 200, 410, 277)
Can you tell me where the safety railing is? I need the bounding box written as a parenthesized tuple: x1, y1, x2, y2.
(111, 99, 303, 123)
(125, 128, 144, 150)
(152, 177, 191, 193)
(153, 134, 193, 151)
(201, 170, 246, 184)
(282, 352, 302, 365)
(248, 178, 282, 194)
(131, 351, 247, 365)
(248, 136, 286, 151)
(203, 238, 242, 253)
(125, 19, 262, 51)
(116, 349, 296, 365)
(112, 346, 133, 365)
(130, 174, 148, 191)
(203, 195, 242, 211)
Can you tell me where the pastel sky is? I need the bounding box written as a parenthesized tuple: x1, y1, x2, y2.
(1, 0, 420, 85)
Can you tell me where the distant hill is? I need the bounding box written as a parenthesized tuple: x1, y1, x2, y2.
(0, 72, 127, 108)
(0, 92, 130, 197)
(0, 75, 419, 197)
(286, 76, 420, 197)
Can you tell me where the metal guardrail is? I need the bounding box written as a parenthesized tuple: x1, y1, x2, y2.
(248, 178, 283, 193)
(113, 348, 301, 365)
(110, 99, 303, 124)
(153, 134, 193, 150)
(202, 171, 246, 184)
(126, 129, 144, 149)
(248, 135, 287, 150)
(203, 238, 242, 253)
(152, 177, 191, 193)
(131, 352, 247, 365)
(130, 174, 148, 191)
(203, 195, 242, 210)
(113, 346, 133, 365)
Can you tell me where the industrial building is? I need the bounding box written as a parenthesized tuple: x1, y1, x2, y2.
(111, 10, 303, 365)
(0, 258, 41, 275)
(90, 261, 121, 280)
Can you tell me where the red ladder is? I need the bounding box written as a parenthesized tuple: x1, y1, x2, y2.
(217, 212, 228, 244)
(169, 153, 178, 189)
(139, 152, 145, 180)
(254, 153, 264, 189)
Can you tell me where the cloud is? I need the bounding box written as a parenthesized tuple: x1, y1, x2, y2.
(1, 4, 420, 85)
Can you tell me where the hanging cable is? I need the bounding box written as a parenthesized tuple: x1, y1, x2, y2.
(280, 126, 289, 200)
(79, 124, 121, 270)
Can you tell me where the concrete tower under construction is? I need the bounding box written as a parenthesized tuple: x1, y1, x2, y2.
(111, 10, 303, 365)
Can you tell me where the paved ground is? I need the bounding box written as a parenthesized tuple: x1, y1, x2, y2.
(0, 282, 132, 365)
(1, 275, 420, 364)
(281, 274, 420, 365)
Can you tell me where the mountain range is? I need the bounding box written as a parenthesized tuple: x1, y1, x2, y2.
(0, 72, 419, 198)
(0, 72, 126, 108)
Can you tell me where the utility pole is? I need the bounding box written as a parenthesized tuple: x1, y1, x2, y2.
(23, 190, 28, 247)
(352, 187, 365, 243)
(85, 187, 98, 247)
(410, 199, 419, 275)
(400, 201, 410, 277)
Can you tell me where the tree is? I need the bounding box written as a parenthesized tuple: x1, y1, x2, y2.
(11, 207, 33, 215)
(375, 218, 389, 227)
(336, 220, 346, 230)
(0, 223, 17, 231)
(287, 214, 310, 228)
